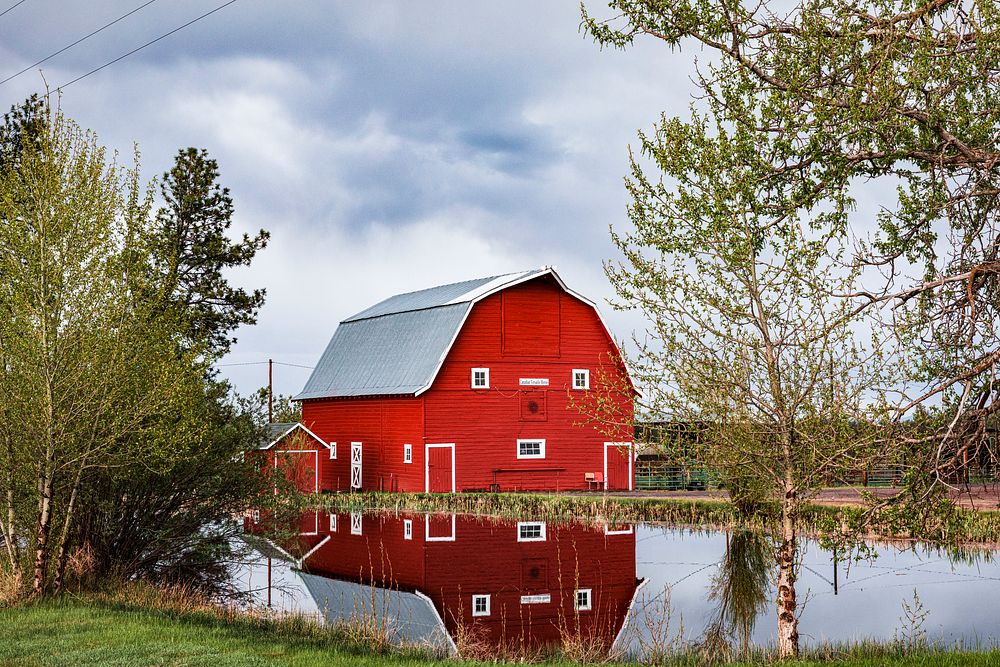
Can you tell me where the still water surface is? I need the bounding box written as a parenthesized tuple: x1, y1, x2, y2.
(235, 511, 1000, 655)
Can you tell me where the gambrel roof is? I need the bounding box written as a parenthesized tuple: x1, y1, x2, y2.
(294, 267, 625, 401)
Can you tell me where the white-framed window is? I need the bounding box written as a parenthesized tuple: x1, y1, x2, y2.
(517, 521, 547, 542)
(404, 443, 412, 464)
(351, 512, 363, 535)
(404, 519, 413, 540)
(575, 588, 592, 611)
(329, 513, 338, 532)
(472, 594, 491, 617)
(471, 367, 490, 389)
(572, 369, 590, 390)
(330, 441, 337, 459)
(251, 509, 260, 523)
(517, 439, 545, 459)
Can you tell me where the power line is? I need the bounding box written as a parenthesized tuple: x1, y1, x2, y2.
(0, 0, 30, 20)
(273, 361, 314, 370)
(1, 0, 161, 87)
(217, 360, 314, 370)
(55, 0, 238, 93)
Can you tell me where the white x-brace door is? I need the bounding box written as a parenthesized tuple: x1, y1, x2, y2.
(350, 442, 362, 489)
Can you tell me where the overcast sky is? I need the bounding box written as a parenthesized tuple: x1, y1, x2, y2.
(0, 1, 705, 397)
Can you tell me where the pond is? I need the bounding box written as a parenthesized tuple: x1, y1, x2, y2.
(233, 510, 1000, 657)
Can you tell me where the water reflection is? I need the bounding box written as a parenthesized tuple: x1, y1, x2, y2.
(243, 511, 640, 655)
(237, 513, 1000, 656)
(701, 531, 771, 659)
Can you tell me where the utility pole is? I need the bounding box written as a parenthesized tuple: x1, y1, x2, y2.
(268, 358, 273, 424)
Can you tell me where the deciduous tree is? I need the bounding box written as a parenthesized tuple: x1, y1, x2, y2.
(585, 0, 1000, 507)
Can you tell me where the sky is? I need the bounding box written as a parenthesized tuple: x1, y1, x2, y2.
(0, 0, 705, 398)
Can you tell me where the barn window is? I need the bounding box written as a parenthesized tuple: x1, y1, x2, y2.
(404, 519, 413, 540)
(517, 439, 545, 459)
(517, 521, 546, 542)
(404, 443, 412, 464)
(329, 442, 337, 459)
(572, 369, 590, 390)
(471, 367, 490, 389)
(329, 513, 338, 532)
(472, 594, 491, 617)
(575, 588, 592, 611)
(351, 512, 363, 535)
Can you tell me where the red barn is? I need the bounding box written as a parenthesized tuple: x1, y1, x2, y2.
(254, 422, 332, 494)
(294, 268, 635, 492)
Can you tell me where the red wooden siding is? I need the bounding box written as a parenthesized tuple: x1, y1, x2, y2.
(298, 273, 634, 493)
(424, 276, 633, 491)
(301, 397, 424, 492)
(501, 283, 560, 357)
(273, 512, 637, 650)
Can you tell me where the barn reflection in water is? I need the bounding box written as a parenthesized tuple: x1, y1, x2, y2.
(245, 511, 641, 654)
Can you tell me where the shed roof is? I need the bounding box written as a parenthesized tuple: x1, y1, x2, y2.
(258, 422, 330, 450)
(294, 268, 609, 401)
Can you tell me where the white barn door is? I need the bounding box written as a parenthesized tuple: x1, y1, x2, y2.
(350, 442, 362, 489)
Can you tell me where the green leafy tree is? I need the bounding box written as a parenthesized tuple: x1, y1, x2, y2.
(0, 106, 210, 595)
(592, 92, 898, 654)
(0, 102, 271, 599)
(152, 147, 269, 357)
(584, 0, 1000, 506)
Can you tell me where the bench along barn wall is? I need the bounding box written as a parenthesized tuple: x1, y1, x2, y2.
(295, 268, 635, 493)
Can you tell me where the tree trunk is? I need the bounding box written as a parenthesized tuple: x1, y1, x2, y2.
(31, 456, 54, 597)
(2, 438, 19, 572)
(53, 464, 86, 594)
(776, 487, 799, 659)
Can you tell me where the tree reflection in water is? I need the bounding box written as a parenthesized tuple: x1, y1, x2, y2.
(700, 530, 772, 661)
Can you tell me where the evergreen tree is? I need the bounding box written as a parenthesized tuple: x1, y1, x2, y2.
(153, 147, 269, 357)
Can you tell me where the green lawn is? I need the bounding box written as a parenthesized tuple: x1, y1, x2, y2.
(0, 599, 997, 667)
(0, 600, 438, 667)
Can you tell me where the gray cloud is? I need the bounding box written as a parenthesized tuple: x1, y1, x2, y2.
(0, 1, 699, 398)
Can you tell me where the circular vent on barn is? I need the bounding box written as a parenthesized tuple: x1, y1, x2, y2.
(527, 400, 539, 413)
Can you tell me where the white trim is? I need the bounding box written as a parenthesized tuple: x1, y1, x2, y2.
(413, 267, 637, 396)
(575, 588, 592, 611)
(329, 441, 337, 459)
(299, 511, 319, 536)
(260, 422, 333, 451)
(472, 594, 491, 617)
(403, 443, 413, 464)
(425, 514, 457, 542)
(517, 521, 546, 542)
(350, 512, 363, 535)
(403, 518, 413, 539)
(329, 513, 338, 532)
(273, 449, 320, 494)
(611, 578, 648, 653)
(471, 367, 489, 389)
(572, 368, 590, 390)
(604, 523, 634, 536)
(297, 535, 331, 565)
(603, 442, 634, 491)
(413, 590, 459, 657)
(424, 443, 456, 493)
(517, 438, 545, 460)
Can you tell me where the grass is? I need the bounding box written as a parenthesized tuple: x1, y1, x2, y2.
(318, 491, 1000, 545)
(0, 593, 439, 667)
(1, 596, 999, 666)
